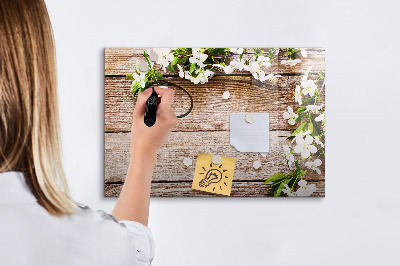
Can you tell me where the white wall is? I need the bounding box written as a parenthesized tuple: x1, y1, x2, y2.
(46, 0, 400, 265)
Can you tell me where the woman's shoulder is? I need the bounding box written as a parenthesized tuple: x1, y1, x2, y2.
(73, 202, 155, 265)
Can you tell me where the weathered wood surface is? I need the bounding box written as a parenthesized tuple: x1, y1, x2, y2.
(104, 48, 325, 197)
(105, 48, 325, 76)
(105, 131, 325, 183)
(105, 181, 325, 197)
(105, 75, 308, 133)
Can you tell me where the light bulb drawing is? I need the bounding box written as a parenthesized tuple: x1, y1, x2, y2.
(198, 163, 229, 191)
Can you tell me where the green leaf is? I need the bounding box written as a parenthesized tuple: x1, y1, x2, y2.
(143, 51, 151, 68)
(297, 107, 307, 113)
(312, 120, 322, 136)
(213, 48, 225, 55)
(308, 122, 314, 135)
(295, 160, 301, 171)
(302, 96, 316, 105)
(167, 64, 174, 72)
(274, 179, 290, 197)
(178, 57, 188, 65)
(264, 173, 287, 184)
(171, 56, 179, 66)
(295, 113, 307, 122)
(189, 63, 196, 74)
(287, 121, 307, 139)
(126, 74, 134, 80)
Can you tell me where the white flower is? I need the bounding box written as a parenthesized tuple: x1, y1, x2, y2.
(306, 104, 323, 113)
(293, 134, 317, 158)
(301, 67, 312, 82)
(295, 85, 302, 105)
(314, 136, 324, 148)
(305, 159, 322, 174)
(292, 130, 311, 144)
(229, 60, 247, 71)
(185, 68, 214, 84)
(295, 180, 317, 196)
(265, 74, 282, 81)
(315, 112, 325, 123)
(246, 56, 272, 82)
(189, 48, 208, 68)
(281, 59, 301, 66)
(177, 64, 184, 78)
(257, 56, 272, 68)
(282, 106, 298, 125)
(132, 72, 146, 88)
(229, 48, 244, 54)
(282, 184, 295, 196)
(301, 79, 317, 96)
(213, 64, 234, 74)
(300, 49, 308, 58)
(283, 145, 295, 167)
(282, 180, 316, 197)
(154, 48, 174, 71)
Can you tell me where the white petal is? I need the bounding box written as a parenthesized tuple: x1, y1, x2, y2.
(298, 180, 307, 187)
(314, 159, 322, 167)
(282, 112, 290, 119)
(301, 149, 310, 159)
(308, 145, 318, 154)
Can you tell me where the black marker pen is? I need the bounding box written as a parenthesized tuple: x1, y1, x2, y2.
(144, 88, 158, 127)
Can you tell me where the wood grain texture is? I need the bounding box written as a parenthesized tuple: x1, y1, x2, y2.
(104, 47, 325, 197)
(105, 75, 323, 133)
(105, 131, 325, 183)
(105, 181, 325, 197)
(104, 48, 325, 76)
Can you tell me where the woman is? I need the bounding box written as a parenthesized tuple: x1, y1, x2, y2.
(0, 0, 177, 265)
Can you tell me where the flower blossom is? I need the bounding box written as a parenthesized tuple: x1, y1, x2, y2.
(177, 64, 185, 78)
(131, 72, 146, 88)
(295, 85, 302, 105)
(213, 64, 234, 74)
(229, 48, 244, 54)
(301, 79, 317, 96)
(282, 180, 316, 197)
(305, 159, 322, 174)
(306, 104, 323, 113)
(154, 48, 174, 71)
(247, 56, 272, 82)
(315, 112, 325, 123)
(281, 59, 301, 66)
(184, 69, 214, 84)
(282, 106, 298, 125)
(293, 134, 317, 158)
(314, 136, 324, 148)
(300, 49, 308, 58)
(283, 145, 295, 168)
(295, 180, 317, 196)
(189, 48, 208, 68)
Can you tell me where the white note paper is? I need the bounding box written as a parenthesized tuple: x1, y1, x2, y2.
(230, 113, 269, 152)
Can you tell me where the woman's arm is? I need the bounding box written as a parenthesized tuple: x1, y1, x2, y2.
(112, 87, 178, 226)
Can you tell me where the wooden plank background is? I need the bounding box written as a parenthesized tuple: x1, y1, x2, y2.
(104, 48, 325, 197)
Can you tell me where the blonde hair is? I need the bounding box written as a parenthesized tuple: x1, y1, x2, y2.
(0, 0, 77, 216)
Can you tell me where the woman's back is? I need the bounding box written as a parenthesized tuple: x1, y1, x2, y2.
(0, 172, 154, 265)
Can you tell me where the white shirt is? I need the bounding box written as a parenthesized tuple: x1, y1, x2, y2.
(0, 171, 155, 266)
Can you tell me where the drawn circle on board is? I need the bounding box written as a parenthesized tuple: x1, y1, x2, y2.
(148, 81, 193, 119)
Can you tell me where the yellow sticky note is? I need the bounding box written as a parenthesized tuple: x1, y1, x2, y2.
(192, 153, 236, 196)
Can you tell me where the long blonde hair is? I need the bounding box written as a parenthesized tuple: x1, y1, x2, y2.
(0, 0, 77, 216)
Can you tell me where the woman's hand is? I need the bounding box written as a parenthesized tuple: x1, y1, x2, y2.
(112, 87, 178, 225)
(130, 87, 178, 157)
